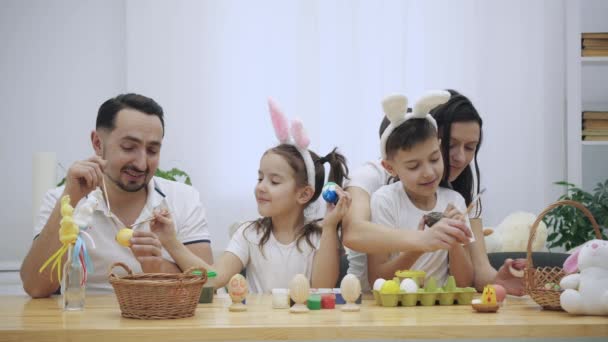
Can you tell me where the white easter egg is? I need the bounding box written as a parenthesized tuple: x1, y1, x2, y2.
(373, 278, 386, 291)
(400, 278, 418, 293)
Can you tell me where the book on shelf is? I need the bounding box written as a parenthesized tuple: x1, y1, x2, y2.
(583, 111, 608, 120)
(582, 49, 608, 57)
(583, 135, 608, 141)
(583, 120, 608, 130)
(582, 33, 608, 39)
(582, 129, 608, 136)
(582, 39, 608, 48)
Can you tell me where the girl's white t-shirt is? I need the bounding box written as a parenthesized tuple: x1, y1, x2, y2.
(226, 222, 321, 294)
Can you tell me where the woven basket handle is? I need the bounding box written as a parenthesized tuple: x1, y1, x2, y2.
(182, 266, 208, 282)
(108, 262, 133, 279)
(526, 200, 602, 269)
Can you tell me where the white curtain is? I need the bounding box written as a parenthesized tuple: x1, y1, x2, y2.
(124, 0, 567, 250)
(1, 0, 568, 268)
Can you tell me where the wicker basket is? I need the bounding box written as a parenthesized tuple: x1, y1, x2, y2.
(108, 262, 207, 319)
(525, 200, 602, 310)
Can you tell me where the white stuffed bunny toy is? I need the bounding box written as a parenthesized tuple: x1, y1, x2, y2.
(559, 239, 608, 316)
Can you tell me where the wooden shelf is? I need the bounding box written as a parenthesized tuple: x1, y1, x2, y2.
(582, 56, 608, 64)
(582, 140, 608, 146)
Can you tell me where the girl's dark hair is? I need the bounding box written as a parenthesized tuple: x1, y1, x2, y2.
(430, 89, 483, 216)
(384, 119, 438, 160)
(247, 144, 349, 255)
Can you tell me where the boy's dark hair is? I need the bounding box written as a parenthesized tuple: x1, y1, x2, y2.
(430, 89, 483, 214)
(384, 118, 438, 160)
(248, 144, 349, 255)
(96, 93, 165, 135)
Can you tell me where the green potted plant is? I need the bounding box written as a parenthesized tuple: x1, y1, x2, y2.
(154, 167, 192, 185)
(58, 167, 193, 186)
(543, 180, 608, 251)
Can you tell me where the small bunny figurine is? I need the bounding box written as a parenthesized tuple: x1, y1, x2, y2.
(560, 239, 608, 316)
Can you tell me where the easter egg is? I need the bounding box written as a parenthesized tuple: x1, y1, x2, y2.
(116, 228, 133, 247)
(493, 284, 506, 302)
(380, 280, 400, 294)
(373, 278, 386, 291)
(400, 278, 418, 293)
(322, 182, 339, 204)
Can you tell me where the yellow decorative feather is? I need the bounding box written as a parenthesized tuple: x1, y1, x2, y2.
(39, 195, 80, 281)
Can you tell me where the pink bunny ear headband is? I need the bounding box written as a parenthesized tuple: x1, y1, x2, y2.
(379, 90, 451, 160)
(268, 98, 316, 192)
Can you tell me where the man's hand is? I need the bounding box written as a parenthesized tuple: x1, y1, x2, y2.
(63, 156, 107, 206)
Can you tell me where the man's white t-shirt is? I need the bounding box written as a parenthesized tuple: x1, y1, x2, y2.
(226, 222, 321, 294)
(343, 160, 390, 291)
(368, 182, 470, 287)
(33, 177, 212, 292)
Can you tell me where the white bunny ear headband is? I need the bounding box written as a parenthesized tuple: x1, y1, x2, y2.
(379, 90, 451, 160)
(268, 98, 316, 192)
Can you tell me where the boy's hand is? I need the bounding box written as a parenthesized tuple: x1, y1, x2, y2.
(443, 203, 465, 222)
(149, 208, 177, 244)
(419, 218, 472, 252)
(323, 186, 352, 229)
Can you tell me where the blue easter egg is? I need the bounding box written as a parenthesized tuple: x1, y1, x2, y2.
(322, 182, 339, 204)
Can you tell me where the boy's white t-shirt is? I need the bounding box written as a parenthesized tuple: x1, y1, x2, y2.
(367, 181, 470, 287)
(225, 222, 321, 294)
(343, 160, 390, 291)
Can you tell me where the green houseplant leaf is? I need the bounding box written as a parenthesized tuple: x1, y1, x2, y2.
(58, 167, 193, 186)
(543, 180, 608, 251)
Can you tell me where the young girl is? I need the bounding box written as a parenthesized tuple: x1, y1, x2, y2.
(366, 91, 473, 288)
(150, 100, 351, 293)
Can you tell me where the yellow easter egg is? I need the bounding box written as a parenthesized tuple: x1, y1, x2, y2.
(380, 280, 400, 295)
(116, 228, 133, 247)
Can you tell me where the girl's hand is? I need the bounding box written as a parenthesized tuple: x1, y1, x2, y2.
(149, 208, 177, 244)
(323, 186, 352, 229)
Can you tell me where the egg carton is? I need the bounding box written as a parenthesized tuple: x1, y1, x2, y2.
(373, 287, 476, 307)
(373, 275, 476, 307)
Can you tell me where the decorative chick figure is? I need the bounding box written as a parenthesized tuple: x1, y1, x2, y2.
(472, 285, 500, 313)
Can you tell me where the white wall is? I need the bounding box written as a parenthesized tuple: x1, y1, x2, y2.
(1, 0, 568, 268)
(125, 0, 567, 251)
(0, 0, 126, 269)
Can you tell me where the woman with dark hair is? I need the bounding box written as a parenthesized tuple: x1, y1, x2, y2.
(343, 90, 525, 295)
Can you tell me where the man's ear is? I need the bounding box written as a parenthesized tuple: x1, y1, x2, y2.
(296, 185, 315, 205)
(91, 130, 103, 157)
(381, 159, 397, 178)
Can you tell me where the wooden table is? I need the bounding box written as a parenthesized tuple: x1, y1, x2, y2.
(0, 294, 606, 341)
